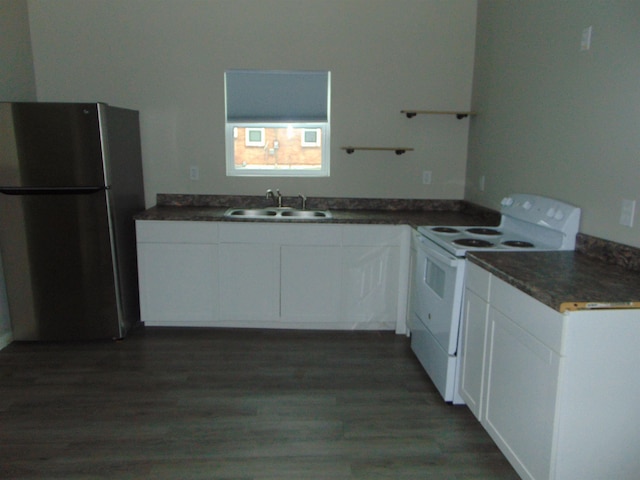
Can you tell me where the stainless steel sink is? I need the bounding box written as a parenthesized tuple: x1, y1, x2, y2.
(280, 210, 330, 218)
(224, 208, 331, 220)
(225, 208, 278, 218)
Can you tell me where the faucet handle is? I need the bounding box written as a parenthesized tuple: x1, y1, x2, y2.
(298, 193, 307, 210)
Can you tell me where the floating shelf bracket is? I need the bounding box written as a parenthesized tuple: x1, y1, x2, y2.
(401, 110, 476, 120)
(342, 146, 414, 155)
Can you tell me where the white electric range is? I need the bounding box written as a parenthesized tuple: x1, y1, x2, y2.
(409, 194, 581, 404)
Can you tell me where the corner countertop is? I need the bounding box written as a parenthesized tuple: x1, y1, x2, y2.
(468, 250, 640, 313)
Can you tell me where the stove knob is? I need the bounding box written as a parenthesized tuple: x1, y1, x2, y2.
(546, 207, 556, 218)
(522, 200, 533, 210)
(554, 209, 565, 221)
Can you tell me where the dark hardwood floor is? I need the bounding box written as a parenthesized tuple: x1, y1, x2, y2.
(0, 327, 519, 479)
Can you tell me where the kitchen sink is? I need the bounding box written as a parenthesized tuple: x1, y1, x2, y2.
(279, 210, 330, 218)
(224, 208, 332, 220)
(225, 208, 278, 218)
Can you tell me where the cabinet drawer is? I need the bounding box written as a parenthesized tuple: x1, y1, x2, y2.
(342, 225, 403, 246)
(466, 261, 491, 301)
(136, 220, 218, 244)
(219, 222, 341, 244)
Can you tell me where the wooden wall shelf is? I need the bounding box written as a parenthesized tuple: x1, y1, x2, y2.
(401, 110, 476, 119)
(341, 146, 414, 155)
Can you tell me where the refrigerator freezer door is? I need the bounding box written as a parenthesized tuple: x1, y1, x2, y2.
(0, 189, 122, 340)
(0, 103, 107, 188)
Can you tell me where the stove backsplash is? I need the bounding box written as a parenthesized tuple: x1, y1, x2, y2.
(577, 233, 640, 273)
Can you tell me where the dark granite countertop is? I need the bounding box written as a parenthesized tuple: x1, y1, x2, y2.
(134, 205, 499, 228)
(134, 194, 501, 228)
(468, 251, 640, 313)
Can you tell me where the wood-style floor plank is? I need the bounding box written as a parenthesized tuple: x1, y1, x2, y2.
(0, 328, 519, 479)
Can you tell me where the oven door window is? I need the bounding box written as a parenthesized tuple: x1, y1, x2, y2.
(425, 258, 446, 299)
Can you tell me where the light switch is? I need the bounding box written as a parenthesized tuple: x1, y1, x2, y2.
(619, 199, 635, 227)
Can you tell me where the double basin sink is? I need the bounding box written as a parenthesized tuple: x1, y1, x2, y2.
(224, 207, 332, 220)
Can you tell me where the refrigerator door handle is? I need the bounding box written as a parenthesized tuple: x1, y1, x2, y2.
(0, 186, 109, 195)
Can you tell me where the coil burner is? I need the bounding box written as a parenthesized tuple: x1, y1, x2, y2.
(432, 227, 460, 234)
(502, 240, 535, 248)
(466, 227, 502, 236)
(453, 238, 495, 248)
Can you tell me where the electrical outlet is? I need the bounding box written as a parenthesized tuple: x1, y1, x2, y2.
(422, 170, 432, 185)
(581, 26, 592, 51)
(619, 199, 635, 227)
(189, 166, 199, 181)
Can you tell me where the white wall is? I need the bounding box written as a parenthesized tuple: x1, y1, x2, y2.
(26, 0, 478, 206)
(0, 0, 36, 347)
(467, 1, 640, 248)
(0, 0, 36, 101)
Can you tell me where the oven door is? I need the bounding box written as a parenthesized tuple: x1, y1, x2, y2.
(411, 233, 466, 355)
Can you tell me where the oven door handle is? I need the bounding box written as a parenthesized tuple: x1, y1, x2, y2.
(418, 236, 459, 267)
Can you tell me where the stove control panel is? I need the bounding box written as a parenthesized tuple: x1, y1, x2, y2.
(500, 194, 581, 234)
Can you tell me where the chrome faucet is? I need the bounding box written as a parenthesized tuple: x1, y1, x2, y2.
(298, 194, 307, 210)
(266, 189, 276, 205)
(266, 189, 284, 208)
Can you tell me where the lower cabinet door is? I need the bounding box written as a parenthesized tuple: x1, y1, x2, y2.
(342, 245, 399, 329)
(218, 243, 280, 322)
(483, 307, 560, 480)
(280, 245, 342, 324)
(459, 288, 488, 420)
(138, 243, 217, 326)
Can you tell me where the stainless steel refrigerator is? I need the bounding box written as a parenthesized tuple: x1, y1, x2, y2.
(0, 102, 145, 341)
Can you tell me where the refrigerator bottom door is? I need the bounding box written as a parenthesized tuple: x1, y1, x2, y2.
(0, 190, 122, 341)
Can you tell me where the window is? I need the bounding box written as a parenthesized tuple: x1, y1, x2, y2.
(244, 128, 265, 147)
(225, 70, 330, 177)
(301, 128, 321, 147)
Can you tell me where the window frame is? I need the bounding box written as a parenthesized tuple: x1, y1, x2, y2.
(301, 128, 321, 147)
(244, 127, 265, 147)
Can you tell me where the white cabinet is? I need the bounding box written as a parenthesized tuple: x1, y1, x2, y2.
(552, 309, 640, 480)
(218, 242, 279, 322)
(280, 245, 342, 324)
(136, 221, 218, 326)
(461, 262, 640, 480)
(219, 223, 343, 327)
(217, 223, 281, 325)
(136, 220, 408, 331)
(459, 262, 491, 419)
(279, 225, 343, 326)
(484, 305, 560, 480)
(341, 225, 404, 330)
